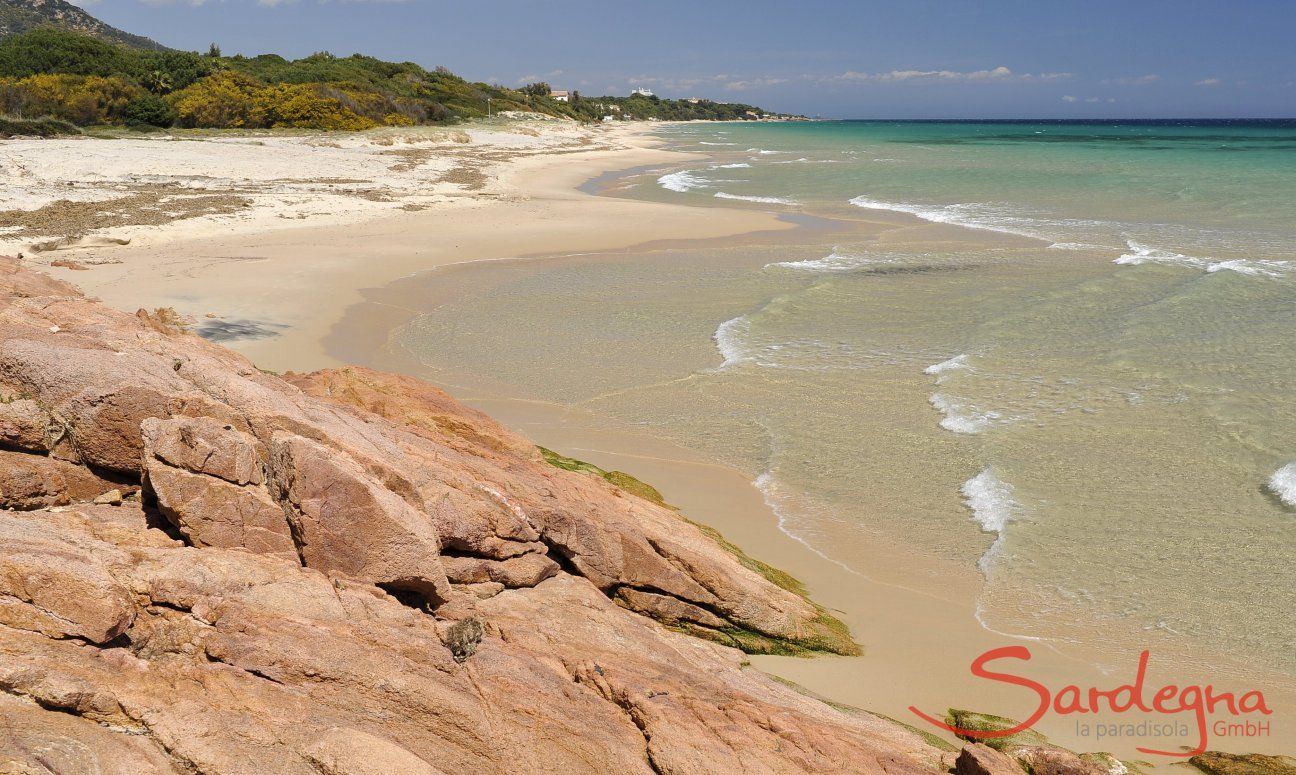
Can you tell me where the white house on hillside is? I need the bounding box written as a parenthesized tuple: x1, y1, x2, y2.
(631, 88, 654, 97)
(549, 90, 570, 102)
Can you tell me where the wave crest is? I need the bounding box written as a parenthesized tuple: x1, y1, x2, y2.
(1115, 240, 1290, 277)
(715, 192, 796, 205)
(658, 170, 708, 193)
(962, 468, 1020, 574)
(1267, 463, 1296, 508)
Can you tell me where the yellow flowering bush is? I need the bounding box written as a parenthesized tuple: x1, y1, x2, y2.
(0, 73, 141, 124)
(169, 71, 261, 128)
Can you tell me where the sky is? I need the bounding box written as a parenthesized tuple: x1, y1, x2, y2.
(74, 0, 1296, 118)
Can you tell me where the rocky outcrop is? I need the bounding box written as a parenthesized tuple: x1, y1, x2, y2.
(1190, 752, 1296, 775)
(955, 744, 1027, 775)
(0, 254, 927, 773)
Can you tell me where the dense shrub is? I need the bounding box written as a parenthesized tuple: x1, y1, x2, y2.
(169, 70, 261, 128)
(170, 72, 375, 130)
(123, 93, 175, 127)
(0, 28, 778, 129)
(134, 50, 217, 93)
(250, 83, 375, 130)
(0, 27, 130, 79)
(0, 115, 80, 138)
(0, 74, 141, 125)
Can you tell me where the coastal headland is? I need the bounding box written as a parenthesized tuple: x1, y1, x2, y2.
(3, 118, 1293, 769)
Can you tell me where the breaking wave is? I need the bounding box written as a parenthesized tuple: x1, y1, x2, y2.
(657, 170, 708, 193)
(924, 353, 971, 378)
(714, 192, 796, 205)
(1267, 463, 1296, 508)
(768, 249, 873, 272)
(713, 315, 751, 367)
(962, 468, 1020, 575)
(1114, 240, 1290, 277)
(929, 393, 1003, 434)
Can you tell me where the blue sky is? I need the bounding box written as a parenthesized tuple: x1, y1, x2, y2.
(76, 0, 1295, 118)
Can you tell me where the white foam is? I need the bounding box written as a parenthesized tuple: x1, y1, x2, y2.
(746, 148, 781, 155)
(713, 315, 751, 367)
(711, 162, 752, 169)
(1267, 463, 1296, 508)
(657, 170, 709, 193)
(1048, 241, 1108, 251)
(714, 192, 796, 205)
(772, 157, 840, 164)
(924, 353, 970, 377)
(930, 393, 1002, 434)
(1114, 240, 1290, 277)
(698, 141, 738, 146)
(769, 249, 872, 272)
(849, 196, 1048, 241)
(962, 468, 1020, 574)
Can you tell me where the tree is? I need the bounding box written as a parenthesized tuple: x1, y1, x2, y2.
(123, 93, 175, 127)
(521, 81, 550, 98)
(207, 43, 222, 58)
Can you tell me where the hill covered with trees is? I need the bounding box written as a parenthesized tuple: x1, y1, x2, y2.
(0, 0, 166, 51)
(0, 27, 792, 133)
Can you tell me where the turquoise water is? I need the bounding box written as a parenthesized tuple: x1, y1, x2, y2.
(397, 120, 1296, 681)
(656, 120, 1296, 263)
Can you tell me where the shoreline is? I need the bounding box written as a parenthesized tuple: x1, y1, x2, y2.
(21, 121, 793, 372)
(25, 121, 1295, 760)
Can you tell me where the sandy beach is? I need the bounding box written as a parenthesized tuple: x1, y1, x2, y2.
(8, 119, 1293, 761)
(4, 120, 791, 371)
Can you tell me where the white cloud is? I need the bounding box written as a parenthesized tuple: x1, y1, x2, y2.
(835, 66, 1070, 83)
(724, 77, 788, 91)
(1062, 95, 1078, 102)
(1107, 74, 1160, 85)
(1195, 78, 1222, 87)
(514, 69, 565, 86)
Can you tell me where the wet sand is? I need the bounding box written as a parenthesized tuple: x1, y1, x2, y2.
(38, 121, 1295, 760)
(326, 201, 1296, 761)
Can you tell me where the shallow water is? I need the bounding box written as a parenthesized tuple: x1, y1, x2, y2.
(395, 120, 1296, 682)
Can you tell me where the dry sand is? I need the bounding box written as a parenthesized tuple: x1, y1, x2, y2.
(7, 120, 789, 371)
(7, 119, 1291, 761)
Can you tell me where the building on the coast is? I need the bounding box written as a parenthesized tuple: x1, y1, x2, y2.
(685, 98, 702, 104)
(631, 88, 654, 97)
(549, 90, 570, 102)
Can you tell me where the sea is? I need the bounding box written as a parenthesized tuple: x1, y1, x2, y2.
(392, 120, 1296, 682)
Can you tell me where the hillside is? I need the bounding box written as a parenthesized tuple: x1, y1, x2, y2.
(0, 25, 791, 131)
(0, 0, 167, 50)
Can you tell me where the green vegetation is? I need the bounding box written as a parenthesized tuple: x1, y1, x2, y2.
(0, 0, 167, 51)
(0, 113, 77, 137)
(538, 445, 859, 657)
(0, 28, 791, 131)
(1189, 752, 1296, 775)
(943, 709, 1051, 751)
(538, 446, 670, 507)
